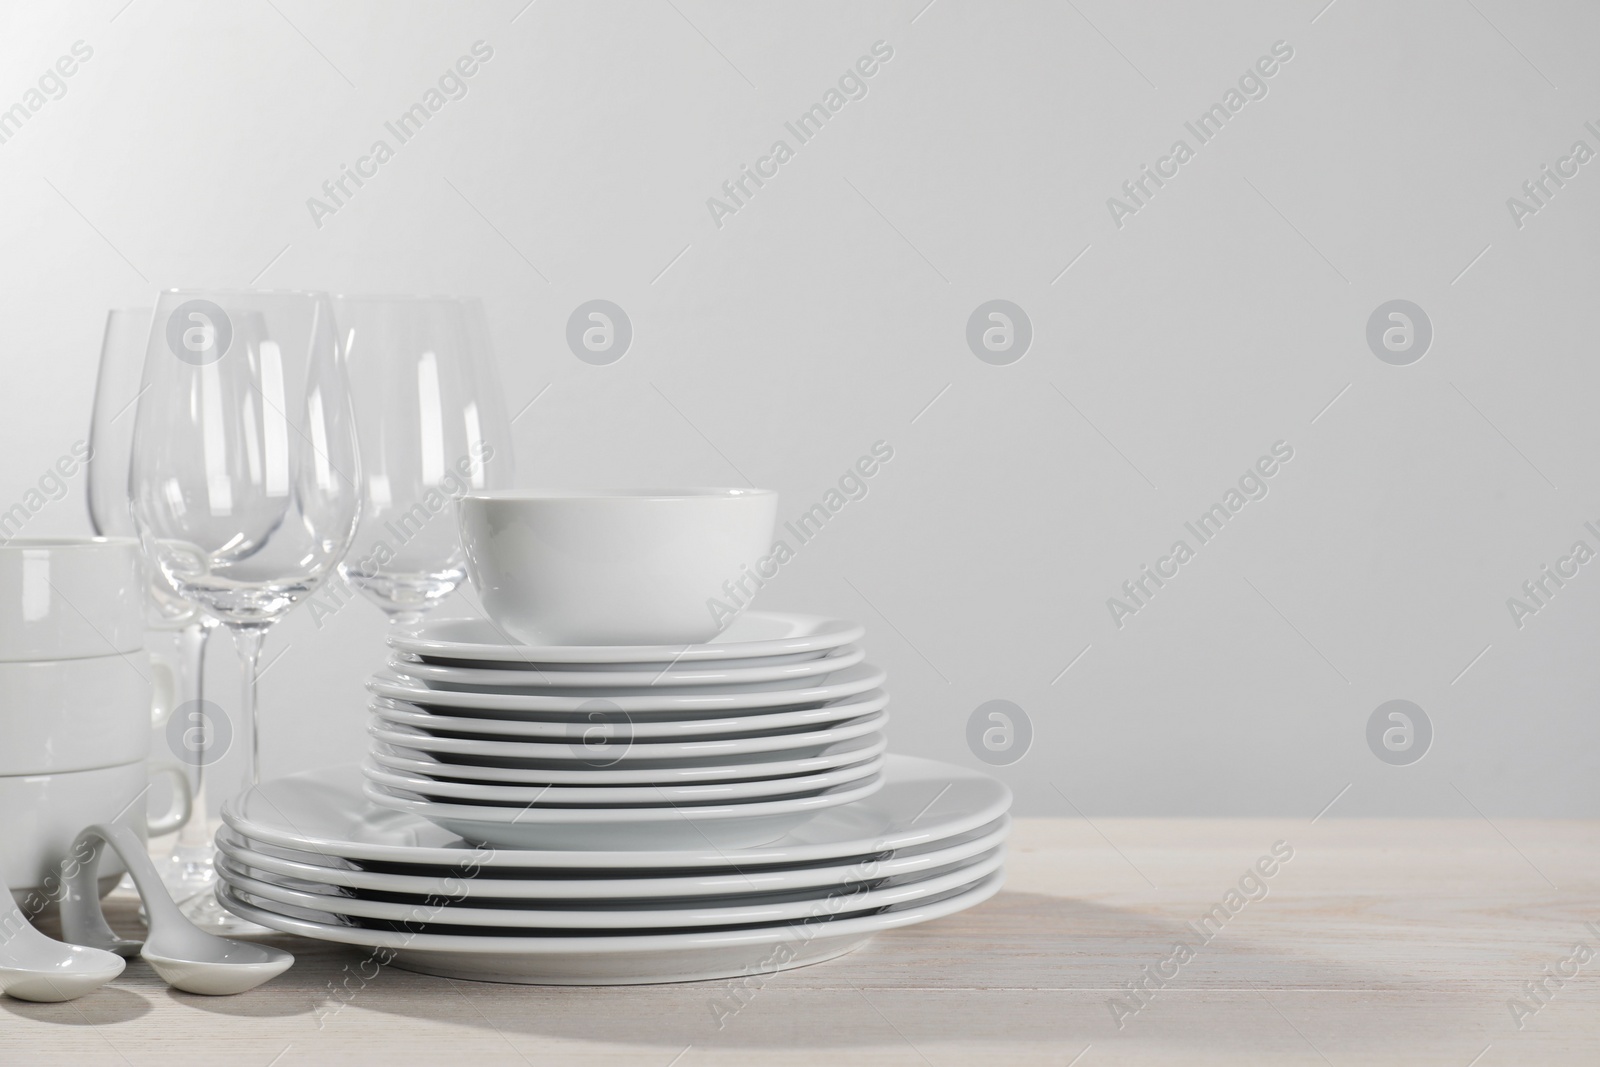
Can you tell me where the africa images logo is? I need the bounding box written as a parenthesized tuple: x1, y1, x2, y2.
(166, 299, 232, 366)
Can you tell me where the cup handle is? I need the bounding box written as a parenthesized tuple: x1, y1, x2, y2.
(145, 763, 193, 837)
(146, 649, 179, 729)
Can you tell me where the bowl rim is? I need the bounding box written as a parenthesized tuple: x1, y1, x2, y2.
(461, 488, 775, 503)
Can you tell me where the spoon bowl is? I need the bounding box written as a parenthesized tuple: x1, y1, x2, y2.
(0, 871, 124, 1002)
(0, 943, 125, 1003)
(143, 942, 291, 997)
(59, 823, 292, 996)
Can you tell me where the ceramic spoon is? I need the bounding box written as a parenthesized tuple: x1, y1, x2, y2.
(0, 858, 124, 1002)
(59, 824, 293, 996)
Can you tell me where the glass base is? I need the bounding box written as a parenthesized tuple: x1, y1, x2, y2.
(159, 843, 219, 901)
(160, 842, 275, 936)
(177, 885, 277, 936)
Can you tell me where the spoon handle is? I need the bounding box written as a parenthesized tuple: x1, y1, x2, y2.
(57, 829, 143, 958)
(82, 824, 199, 935)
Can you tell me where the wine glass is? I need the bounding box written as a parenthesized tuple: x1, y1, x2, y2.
(128, 290, 361, 927)
(332, 295, 513, 630)
(87, 306, 223, 905)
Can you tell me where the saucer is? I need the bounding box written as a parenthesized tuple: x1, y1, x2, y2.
(368, 663, 887, 716)
(391, 612, 865, 666)
(389, 643, 865, 691)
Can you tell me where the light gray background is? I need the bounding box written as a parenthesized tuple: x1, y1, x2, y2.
(1, 0, 1594, 817)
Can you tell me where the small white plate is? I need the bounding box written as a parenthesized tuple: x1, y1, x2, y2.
(214, 816, 1010, 899)
(221, 755, 1011, 870)
(390, 644, 865, 691)
(391, 612, 865, 667)
(363, 771, 886, 850)
(358, 751, 886, 806)
(216, 869, 1003, 984)
(368, 709, 889, 766)
(368, 663, 887, 716)
(369, 688, 888, 740)
(218, 847, 1003, 929)
(369, 733, 889, 786)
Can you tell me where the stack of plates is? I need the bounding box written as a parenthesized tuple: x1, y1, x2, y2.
(361, 613, 894, 850)
(216, 610, 1014, 984)
(215, 757, 1011, 983)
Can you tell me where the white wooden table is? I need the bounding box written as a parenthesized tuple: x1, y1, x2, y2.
(7, 817, 1597, 1065)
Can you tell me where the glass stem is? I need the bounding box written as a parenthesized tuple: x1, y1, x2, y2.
(174, 618, 217, 852)
(388, 609, 424, 632)
(230, 626, 267, 787)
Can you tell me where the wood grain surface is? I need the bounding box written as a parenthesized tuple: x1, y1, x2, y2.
(4, 816, 1596, 1065)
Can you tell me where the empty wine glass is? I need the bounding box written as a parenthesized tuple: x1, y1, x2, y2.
(87, 307, 222, 905)
(128, 290, 361, 927)
(332, 295, 514, 629)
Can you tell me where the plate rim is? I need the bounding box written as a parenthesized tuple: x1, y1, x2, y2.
(390, 611, 866, 665)
(367, 732, 890, 785)
(215, 866, 1005, 954)
(220, 754, 1012, 869)
(367, 663, 888, 713)
(368, 687, 889, 739)
(213, 816, 1012, 897)
(388, 643, 866, 689)
(216, 848, 1005, 929)
(358, 752, 887, 805)
(362, 767, 886, 824)
(367, 709, 889, 762)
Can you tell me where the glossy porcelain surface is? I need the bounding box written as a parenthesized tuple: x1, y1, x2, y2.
(389, 643, 864, 691)
(214, 816, 1010, 899)
(390, 611, 863, 666)
(0, 538, 143, 660)
(0, 656, 152, 775)
(458, 489, 777, 645)
(215, 870, 1004, 984)
(222, 756, 1011, 869)
(367, 662, 886, 716)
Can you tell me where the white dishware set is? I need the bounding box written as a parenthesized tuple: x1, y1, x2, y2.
(0, 537, 287, 1002)
(0, 538, 191, 911)
(215, 489, 1012, 984)
(0, 290, 1007, 998)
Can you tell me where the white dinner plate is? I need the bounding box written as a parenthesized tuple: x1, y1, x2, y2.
(359, 752, 886, 806)
(368, 663, 887, 716)
(363, 770, 886, 849)
(213, 816, 1010, 899)
(217, 847, 1003, 929)
(221, 755, 1011, 870)
(391, 656, 870, 699)
(369, 733, 889, 786)
(369, 688, 888, 740)
(390, 644, 865, 691)
(216, 869, 1004, 984)
(367, 709, 889, 766)
(392, 612, 865, 667)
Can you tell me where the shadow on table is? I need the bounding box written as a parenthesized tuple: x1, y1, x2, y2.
(0, 985, 150, 1026)
(341, 890, 1492, 1052)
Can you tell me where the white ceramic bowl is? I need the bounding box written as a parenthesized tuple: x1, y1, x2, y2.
(0, 656, 152, 775)
(0, 538, 143, 660)
(2, 762, 190, 909)
(458, 489, 777, 646)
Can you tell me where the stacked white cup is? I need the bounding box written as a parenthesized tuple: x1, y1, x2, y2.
(0, 537, 189, 913)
